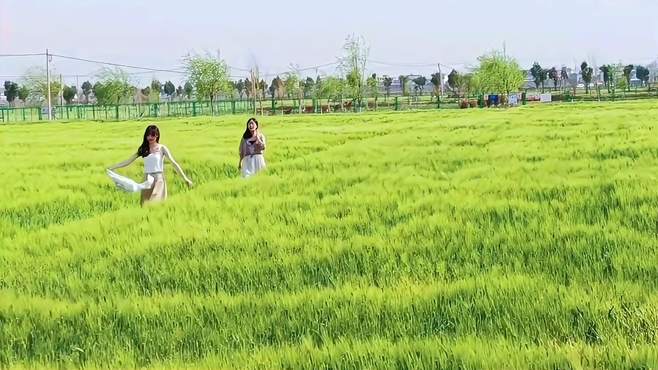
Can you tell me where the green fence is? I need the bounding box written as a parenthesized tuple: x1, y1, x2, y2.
(2, 90, 658, 123)
(0, 100, 256, 123)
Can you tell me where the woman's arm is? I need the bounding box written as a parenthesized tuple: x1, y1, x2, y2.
(108, 153, 138, 170)
(162, 145, 193, 186)
(255, 133, 266, 151)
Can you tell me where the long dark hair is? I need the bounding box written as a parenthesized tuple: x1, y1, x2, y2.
(137, 125, 160, 157)
(242, 117, 259, 140)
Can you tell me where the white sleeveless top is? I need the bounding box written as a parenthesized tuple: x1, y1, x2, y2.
(144, 148, 164, 174)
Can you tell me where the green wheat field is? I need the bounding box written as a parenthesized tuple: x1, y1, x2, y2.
(1, 101, 658, 369)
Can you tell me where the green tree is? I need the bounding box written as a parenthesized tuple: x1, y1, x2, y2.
(430, 73, 441, 100)
(599, 65, 611, 91)
(473, 51, 525, 95)
(259, 79, 267, 99)
(635, 66, 650, 87)
(17, 85, 29, 103)
(339, 34, 369, 110)
(319, 76, 345, 111)
(3, 81, 19, 105)
(460, 73, 476, 97)
(184, 81, 194, 99)
(623, 65, 634, 91)
(22, 67, 62, 104)
(530, 62, 547, 92)
(235, 79, 245, 100)
(560, 67, 569, 89)
(183, 53, 231, 115)
(176, 85, 184, 99)
(366, 73, 379, 108)
(163, 81, 176, 100)
(284, 73, 300, 99)
(304, 77, 315, 98)
(81, 81, 92, 104)
(413, 76, 427, 96)
(447, 70, 460, 96)
(581, 62, 593, 94)
(548, 67, 559, 91)
(382, 75, 393, 101)
(62, 85, 77, 104)
(93, 67, 133, 105)
(399, 75, 409, 96)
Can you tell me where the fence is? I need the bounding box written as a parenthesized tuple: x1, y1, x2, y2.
(2, 89, 658, 123)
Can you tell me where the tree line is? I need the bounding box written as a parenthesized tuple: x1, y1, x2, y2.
(3, 36, 655, 108)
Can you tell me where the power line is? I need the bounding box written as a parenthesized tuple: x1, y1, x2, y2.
(0, 53, 45, 57)
(49, 53, 186, 74)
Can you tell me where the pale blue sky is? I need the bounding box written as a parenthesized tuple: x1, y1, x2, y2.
(1, 0, 657, 86)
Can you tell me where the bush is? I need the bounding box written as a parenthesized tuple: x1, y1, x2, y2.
(460, 100, 470, 109)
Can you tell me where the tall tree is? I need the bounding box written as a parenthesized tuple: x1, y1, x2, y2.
(235, 79, 245, 99)
(17, 85, 29, 103)
(548, 67, 559, 91)
(635, 66, 650, 87)
(366, 73, 379, 108)
(430, 73, 441, 99)
(284, 73, 300, 99)
(530, 62, 546, 92)
(163, 81, 176, 99)
(339, 34, 369, 109)
(413, 76, 427, 96)
(447, 70, 460, 95)
(622, 64, 634, 91)
(599, 65, 611, 91)
(141, 86, 151, 97)
(560, 67, 569, 89)
(473, 51, 525, 95)
(382, 75, 393, 101)
(259, 79, 267, 99)
(93, 67, 133, 105)
(3, 81, 19, 105)
(22, 67, 62, 104)
(81, 81, 92, 104)
(183, 53, 231, 115)
(398, 75, 409, 96)
(304, 77, 315, 98)
(62, 85, 77, 104)
(581, 62, 593, 94)
(176, 85, 184, 99)
(183, 82, 193, 99)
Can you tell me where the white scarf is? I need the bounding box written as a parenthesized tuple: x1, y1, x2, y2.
(107, 169, 154, 193)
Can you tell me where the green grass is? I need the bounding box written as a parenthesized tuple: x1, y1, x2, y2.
(1, 101, 658, 369)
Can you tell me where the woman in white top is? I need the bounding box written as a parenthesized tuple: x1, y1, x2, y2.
(239, 117, 266, 178)
(108, 125, 193, 205)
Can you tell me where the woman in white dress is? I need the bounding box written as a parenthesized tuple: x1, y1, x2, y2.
(108, 125, 193, 205)
(239, 117, 266, 178)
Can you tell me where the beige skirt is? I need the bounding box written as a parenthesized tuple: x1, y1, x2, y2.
(141, 173, 167, 205)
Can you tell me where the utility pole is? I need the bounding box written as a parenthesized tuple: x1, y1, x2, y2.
(76, 75, 80, 104)
(59, 74, 63, 107)
(46, 49, 52, 120)
(437, 63, 443, 97)
(250, 67, 258, 115)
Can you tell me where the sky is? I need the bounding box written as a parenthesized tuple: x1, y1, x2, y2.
(1, 0, 658, 86)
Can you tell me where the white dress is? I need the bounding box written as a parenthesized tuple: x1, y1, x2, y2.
(240, 134, 266, 178)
